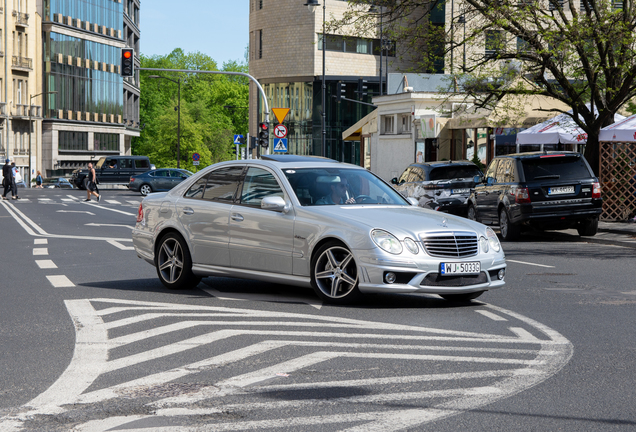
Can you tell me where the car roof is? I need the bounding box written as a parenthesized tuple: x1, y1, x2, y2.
(410, 160, 477, 168)
(496, 151, 582, 159)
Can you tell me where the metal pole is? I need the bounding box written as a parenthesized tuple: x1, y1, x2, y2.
(321, 1, 326, 157)
(177, 79, 181, 168)
(379, 8, 383, 96)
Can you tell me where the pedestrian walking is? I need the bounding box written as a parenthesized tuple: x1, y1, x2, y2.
(10, 163, 20, 200)
(85, 162, 101, 202)
(2, 159, 14, 200)
(35, 171, 43, 188)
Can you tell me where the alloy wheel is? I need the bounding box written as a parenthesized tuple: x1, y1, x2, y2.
(313, 245, 358, 300)
(158, 238, 184, 284)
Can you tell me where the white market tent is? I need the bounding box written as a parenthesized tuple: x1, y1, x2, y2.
(599, 113, 636, 142)
(517, 108, 625, 145)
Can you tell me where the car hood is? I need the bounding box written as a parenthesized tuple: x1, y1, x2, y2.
(305, 205, 486, 237)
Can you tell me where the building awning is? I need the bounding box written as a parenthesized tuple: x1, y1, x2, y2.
(448, 94, 570, 130)
(343, 110, 378, 141)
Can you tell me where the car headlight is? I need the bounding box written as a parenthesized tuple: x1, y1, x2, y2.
(404, 237, 419, 255)
(371, 229, 403, 254)
(479, 236, 489, 253)
(486, 227, 501, 253)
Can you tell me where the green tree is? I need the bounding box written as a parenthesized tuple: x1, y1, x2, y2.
(334, 0, 636, 175)
(133, 49, 249, 169)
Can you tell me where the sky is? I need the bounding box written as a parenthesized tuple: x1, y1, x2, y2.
(141, 0, 249, 67)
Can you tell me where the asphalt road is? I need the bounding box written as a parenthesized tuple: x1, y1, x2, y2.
(0, 188, 634, 431)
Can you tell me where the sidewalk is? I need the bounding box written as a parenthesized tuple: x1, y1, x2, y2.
(542, 221, 636, 249)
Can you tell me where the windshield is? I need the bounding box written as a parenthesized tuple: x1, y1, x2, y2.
(283, 168, 410, 206)
(522, 156, 592, 181)
(429, 165, 482, 181)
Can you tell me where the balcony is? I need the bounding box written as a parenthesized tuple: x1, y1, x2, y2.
(12, 10, 28, 26)
(12, 55, 32, 70)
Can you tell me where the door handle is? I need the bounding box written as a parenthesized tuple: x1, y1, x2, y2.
(182, 207, 194, 215)
(231, 213, 244, 222)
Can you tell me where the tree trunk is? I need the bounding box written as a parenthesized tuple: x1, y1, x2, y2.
(584, 134, 600, 177)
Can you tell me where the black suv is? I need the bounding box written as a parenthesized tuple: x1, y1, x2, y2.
(391, 161, 483, 215)
(71, 156, 153, 189)
(467, 152, 602, 240)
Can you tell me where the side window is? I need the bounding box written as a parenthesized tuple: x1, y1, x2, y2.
(398, 167, 411, 183)
(135, 159, 150, 169)
(185, 175, 208, 199)
(485, 159, 499, 180)
(154, 170, 168, 177)
(104, 158, 117, 169)
(202, 166, 244, 202)
(495, 159, 511, 183)
(119, 158, 133, 169)
(240, 167, 284, 207)
(411, 167, 425, 182)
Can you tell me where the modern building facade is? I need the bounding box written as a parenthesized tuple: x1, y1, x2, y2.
(37, 0, 140, 178)
(248, 0, 413, 163)
(0, 0, 44, 184)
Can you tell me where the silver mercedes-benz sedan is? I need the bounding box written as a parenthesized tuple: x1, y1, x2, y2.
(132, 155, 506, 304)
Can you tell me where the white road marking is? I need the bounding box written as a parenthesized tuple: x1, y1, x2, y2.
(82, 201, 135, 216)
(506, 259, 555, 268)
(476, 310, 508, 321)
(86, 223, 133, 228)
(0, 299, 574, 432)
(46, 275, 75, 288)
(127, 200, 141, 205)
(34, 239, 48, 245)
(57, 210, 96, 215)
(36, 260, 57, 269)
(61, 198, 75, 202)
(105, 200, 121, 204)
(106, 240, 135, 250)
(38, 198, 52, 201)
(33, 248, 48, 256)
(66, 195, 80, 200)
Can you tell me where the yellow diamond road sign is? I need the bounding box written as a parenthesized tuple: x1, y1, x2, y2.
(272, 108, 290, 124)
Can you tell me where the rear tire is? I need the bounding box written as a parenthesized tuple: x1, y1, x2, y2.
(440, 291, 484, 302)
(155, 232, 201, 290)
(577, 217, 599, 236)
(499, 208, 520, 241)
(311, 241, 361, 304)
(140, 183, 153, 196)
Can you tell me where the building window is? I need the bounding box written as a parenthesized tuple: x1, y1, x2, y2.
(548, 0, 564, 10)
(256, 30, 263, 59)
(485, 30, 504, 58)
(381, 115, 396, 135)
(319, 34, 396, 57)
(94, 133, 119, 151)
(400, 114, 411, 133)
(58, 131, 88, 151)
(259, 0, 263, 9)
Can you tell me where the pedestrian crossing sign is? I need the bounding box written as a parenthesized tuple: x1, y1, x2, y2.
(273, 138, 288, 153)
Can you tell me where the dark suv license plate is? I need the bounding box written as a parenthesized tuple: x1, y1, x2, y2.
(548, 186, 575, 195)
(440, 262, 481, 275)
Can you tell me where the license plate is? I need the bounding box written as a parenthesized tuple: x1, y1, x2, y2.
(548, 186, 574, 195)
(440, 262, 481, 275)
(451, 188, 470, 194)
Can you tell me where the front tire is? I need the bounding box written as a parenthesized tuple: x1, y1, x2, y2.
(440, 291, 484, 302)
(155, 232, 201, 290)
(311, 241, 361, 304)
(467, 204, 478, 221)
(577, 217, 599, 236)
(140, 183, 153, 196)
(499, 208, 520, 241)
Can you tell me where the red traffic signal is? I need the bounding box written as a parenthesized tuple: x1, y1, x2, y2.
(121, 48, 134, 77)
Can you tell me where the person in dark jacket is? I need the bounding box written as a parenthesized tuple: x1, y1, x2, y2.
(2, 159, 16, 200)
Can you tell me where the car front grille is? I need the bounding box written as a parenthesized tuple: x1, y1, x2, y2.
(421, 272, 488, 287)
(420, 231, 479, 258)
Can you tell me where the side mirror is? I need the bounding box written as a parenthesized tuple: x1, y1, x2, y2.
(391, 177, 398, 185)
(406, 197, 419, 206)
(261, 196, 289, 213)
(486, 177, 495, 186)
(473, 175, 482, 184)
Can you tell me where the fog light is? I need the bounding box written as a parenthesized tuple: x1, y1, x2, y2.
(498, 269, 505, 280)
(385, 272, 397, 284)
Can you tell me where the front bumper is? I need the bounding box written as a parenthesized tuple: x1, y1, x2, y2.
(356, 252, 506, 295)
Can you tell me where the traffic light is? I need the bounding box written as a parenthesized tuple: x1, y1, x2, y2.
(258, 122, 269, 147)
(336, 82, 346, 102)
(358, 78, 368, 98)
(121, 48, 134, 77)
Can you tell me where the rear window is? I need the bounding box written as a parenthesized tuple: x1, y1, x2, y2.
(429, 165, 481, 181)
(521, 156, 593, 181)
(135, 159, 150, 169)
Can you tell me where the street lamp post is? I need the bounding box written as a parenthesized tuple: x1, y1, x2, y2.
(148, 75, 181, 168)
(305, 0, 326, 157)
(369, 4, 383, 96)
(29, 91, 57, 186)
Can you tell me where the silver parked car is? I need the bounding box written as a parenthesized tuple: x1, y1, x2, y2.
(132, 155, 506, 304)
